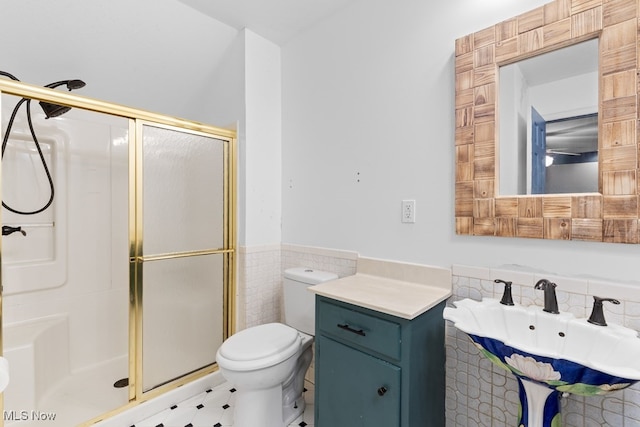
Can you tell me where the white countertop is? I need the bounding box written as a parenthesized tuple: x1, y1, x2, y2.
(308, 257, 452, 320)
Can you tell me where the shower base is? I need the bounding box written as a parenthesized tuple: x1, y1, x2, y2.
(5, 356, 128, 427)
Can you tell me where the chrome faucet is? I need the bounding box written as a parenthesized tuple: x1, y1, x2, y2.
(534, 279, 559, 314)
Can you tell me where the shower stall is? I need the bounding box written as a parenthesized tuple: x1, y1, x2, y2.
(0, 77, 236, 426)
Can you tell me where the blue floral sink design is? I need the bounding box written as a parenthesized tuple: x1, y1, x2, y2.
(443, 298, 640, 427)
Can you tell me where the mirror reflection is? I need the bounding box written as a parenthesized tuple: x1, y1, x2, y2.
(499, 38, 599, 195)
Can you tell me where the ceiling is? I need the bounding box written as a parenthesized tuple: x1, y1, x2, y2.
(177, 0, 359, 45)
(512, 38, 598, 86)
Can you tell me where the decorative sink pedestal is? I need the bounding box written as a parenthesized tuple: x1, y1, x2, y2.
(471, 333, 637, 427)
(473, 334, 569, 427)
(517, 378, 561, 427)
(444, 298, 640, 427)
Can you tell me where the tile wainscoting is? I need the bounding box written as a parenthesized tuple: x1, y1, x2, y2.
(237, 244, 357, 384)
(281, 244, 358, 278)
(237, 245, 282, 331)
(237, 250, 640, 425)
(236, 244, 357, 330)
(446, 265, 640, 427)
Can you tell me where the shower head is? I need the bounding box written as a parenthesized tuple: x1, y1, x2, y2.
(66, 79, 86, 90)
(39, 102, 72, 119)
(0, 71, 87, 118)
(44, 79, 86, 90)
(40, 79, 87, 119)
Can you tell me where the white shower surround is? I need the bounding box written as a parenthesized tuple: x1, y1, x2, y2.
(1, 105, 130, 423)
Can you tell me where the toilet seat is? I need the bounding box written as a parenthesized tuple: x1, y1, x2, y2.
(217, 323, 301, 371)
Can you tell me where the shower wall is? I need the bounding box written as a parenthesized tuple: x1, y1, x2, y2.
(2, 102, 129, 376)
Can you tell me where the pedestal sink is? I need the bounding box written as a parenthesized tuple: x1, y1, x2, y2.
(443, 298, 640, 427)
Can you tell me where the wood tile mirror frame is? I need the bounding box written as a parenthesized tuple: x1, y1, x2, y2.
(455, 0, 640, 243)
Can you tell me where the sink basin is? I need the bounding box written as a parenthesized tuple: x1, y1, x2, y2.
(443, 298, 640, 427)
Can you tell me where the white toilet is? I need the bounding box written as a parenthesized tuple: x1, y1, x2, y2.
(215, 267, 338, 427)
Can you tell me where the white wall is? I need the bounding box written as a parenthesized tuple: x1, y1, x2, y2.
(244, 31, 282, 246)
(0, 1, 284, 248)
(530, 71, 598, 120)
(5, 0, 640, 284)
(0, 0, 239, 124)
(281, 0, 640, 283)
(499, 63, 528, 195)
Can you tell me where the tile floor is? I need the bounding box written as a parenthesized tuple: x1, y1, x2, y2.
(133, 381, 314, 427)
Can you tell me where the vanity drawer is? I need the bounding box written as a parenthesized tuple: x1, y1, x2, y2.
(317, 298, 401, 360)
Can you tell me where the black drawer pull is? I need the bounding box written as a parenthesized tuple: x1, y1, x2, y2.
(377, 386, 387, 396)
(337, 323, 366, 336)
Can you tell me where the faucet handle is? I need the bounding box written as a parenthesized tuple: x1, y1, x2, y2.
(2, 225, 26, 236)
(494, 279, 514, 306)
(588, 296, 620, 327)
(534, 279, 556, 290)
(534, 279, 559, 314)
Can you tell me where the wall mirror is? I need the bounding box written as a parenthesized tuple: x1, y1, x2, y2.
(455, 0, 640, 244)
(499, 38, 598, 195)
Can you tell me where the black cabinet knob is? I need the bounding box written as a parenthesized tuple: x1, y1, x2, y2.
(377, 386, 387, 396)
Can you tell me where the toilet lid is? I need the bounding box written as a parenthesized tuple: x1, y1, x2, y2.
(218, 323, 299, 362)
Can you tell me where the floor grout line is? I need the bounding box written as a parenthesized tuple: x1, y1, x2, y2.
(132, 380, 314, 427)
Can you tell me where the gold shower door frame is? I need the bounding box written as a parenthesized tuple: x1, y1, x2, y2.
(0, 79, 237, 425)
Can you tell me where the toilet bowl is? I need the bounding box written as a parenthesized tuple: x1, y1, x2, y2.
(216, 323, 313, 426)
(215, 267, 338, 427)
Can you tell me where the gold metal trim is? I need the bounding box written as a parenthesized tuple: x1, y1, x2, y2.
(223, 138, 230, 339)
(131, 120, 236, 405)
(0, 79, 237, 426)
(133, 119, 145, 400)
(227, 136, 238, 337)
(136, 248, 233, 263)
(137, 119, 234, 144)
(0, 79, 235, 139)
(128, 118, 138, 402)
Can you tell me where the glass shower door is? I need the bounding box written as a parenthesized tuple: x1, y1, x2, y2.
(136, 123, 228, 393)
(1, 77, 236, 425)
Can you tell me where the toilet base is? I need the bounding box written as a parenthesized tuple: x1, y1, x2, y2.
(232, 382, 308, 427)
(283, 389, 306, 425)
(234, 384, 285, 427)
(282, 343, 312, 424)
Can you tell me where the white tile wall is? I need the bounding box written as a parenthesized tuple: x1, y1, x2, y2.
(446, 265, 640, 427)
(237, 245, 282, 330)
(237, 244, 357, 384)
(281, 244, 358, 279)
(237, 244, 357, 331)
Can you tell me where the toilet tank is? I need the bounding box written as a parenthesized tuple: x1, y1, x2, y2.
(283, 267, 338, 335)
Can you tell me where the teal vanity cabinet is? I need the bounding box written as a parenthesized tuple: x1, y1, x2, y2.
(314, 295, 446, 427)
